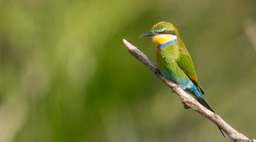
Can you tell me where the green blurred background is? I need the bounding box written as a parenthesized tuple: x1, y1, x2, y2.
(0, 0, 256, 142)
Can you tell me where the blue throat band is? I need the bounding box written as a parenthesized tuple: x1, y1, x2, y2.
(157, 38, 177, 48)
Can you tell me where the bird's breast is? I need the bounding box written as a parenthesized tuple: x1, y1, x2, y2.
(156, 46, 179, 73)
(157, 44, 179, 61)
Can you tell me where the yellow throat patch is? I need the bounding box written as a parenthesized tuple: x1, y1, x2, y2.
(152, 34, 177, 45)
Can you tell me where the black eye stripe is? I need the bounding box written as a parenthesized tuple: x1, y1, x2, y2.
(166, 30, 176, 35)
(158, 30, 176, 35)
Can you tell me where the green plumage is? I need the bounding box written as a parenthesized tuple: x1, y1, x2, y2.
(140, 21, 225, 137)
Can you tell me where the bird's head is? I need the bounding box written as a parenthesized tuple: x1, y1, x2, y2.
(140, 21, 179, 46)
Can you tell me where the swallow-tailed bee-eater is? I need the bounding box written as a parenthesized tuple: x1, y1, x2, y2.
(140, 21, 225, 136)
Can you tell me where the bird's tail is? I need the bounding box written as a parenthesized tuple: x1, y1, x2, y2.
(197, 97, 226, 137)
(187, 85, 225, 137)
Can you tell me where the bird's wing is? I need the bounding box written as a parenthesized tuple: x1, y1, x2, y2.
(177, 46, 204, 94)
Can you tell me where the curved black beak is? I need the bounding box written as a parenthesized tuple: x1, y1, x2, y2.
(139, 31, 155, 38)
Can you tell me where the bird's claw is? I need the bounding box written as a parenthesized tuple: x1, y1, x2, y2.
(154, 69, 161, 75)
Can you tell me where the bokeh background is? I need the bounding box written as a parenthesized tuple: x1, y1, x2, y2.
(0, 0, 256, 142)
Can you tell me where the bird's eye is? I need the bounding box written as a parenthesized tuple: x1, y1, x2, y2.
(162, 30, 168, 34)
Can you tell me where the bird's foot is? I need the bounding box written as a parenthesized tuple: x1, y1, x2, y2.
(154, 69, 161, 75)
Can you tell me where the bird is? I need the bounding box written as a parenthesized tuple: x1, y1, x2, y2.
(140, 21, 225, 137)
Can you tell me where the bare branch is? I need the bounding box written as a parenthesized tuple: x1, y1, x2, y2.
(123, 39, 255, 142)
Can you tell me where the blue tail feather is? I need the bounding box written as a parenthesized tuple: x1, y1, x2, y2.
(186, 84, 214, 112)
